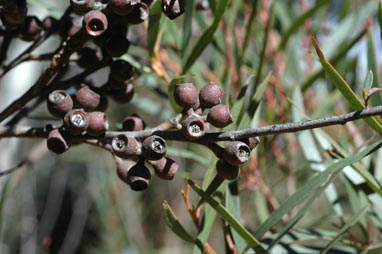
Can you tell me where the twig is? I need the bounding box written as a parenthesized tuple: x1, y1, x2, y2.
(1, 105, 382, 142)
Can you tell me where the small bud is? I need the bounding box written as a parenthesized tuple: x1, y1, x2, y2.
(122, 114, 146, 131)
(142, 135, 167, 161)
(151, 157, 178, 180)
(199, 82, 224, 108)
(19, 16, 43, 41)
(75, 86, 101, 111)
(47, 129, 71, 154)
(181, 115, 207, 140)
(128, 161, 151, 191)
(224, 141, 251, 165)
(47, 90, 73, 117)
(240, 136, 260, 150)
(42, 16, 58, 30)
(64, 109, 89, 135)
(207, 104, 233, 128)
(83, 10, 108, 36)
(174, 83, 199, 109)
(216, 159, 240, 180)
(112, 134, 141, 159)
(87, 111, 109, 136)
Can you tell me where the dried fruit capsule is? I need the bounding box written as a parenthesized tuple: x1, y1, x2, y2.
(105, 34, 130, 57)
(122, 114, 146, 131)
(127, 160, 151, 191)
(109, 60, 134, 82)
(240, 136, 260, 150)
(19, 16, 43, 41)
(224, 141, 251, 165)
(181, 115, 207, 140)
(151, 157, 178, 180)
(47, 129, 71, 154)
(142, 135, 167, 161)
(109, 0, 139, 16)
(95, 95, 108, 112)
(2, 0, 27, 25)
(64, 109, 89, 135)
(112, 134, 141, 159)
(199, 82, 224, 108)
(47, 90, 73, 117)
(207, 104, 233, 128)
(70, 0, 95, 14)
(83, 10, 108, 36)
(174, 83, 199, 109)
(125, 2, 149, 24)
(109, 82, 134, 104)
(42, 16, 58, 30)
(75, 86, 101, 111)
(116, 159, 136, 184)
(162, 0, 185, 19)
(87, 111, 109, 136)
(216, 159, 240, 180)
(77, 47, 99, 69)
(59, 16, 82, 37)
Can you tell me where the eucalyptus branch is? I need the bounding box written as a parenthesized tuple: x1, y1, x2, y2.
(2, 105, 382, 142)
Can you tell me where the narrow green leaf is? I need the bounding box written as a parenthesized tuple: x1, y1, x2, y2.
(364, 70, 374, 92)
(182, 0, 230, 74)
(147, 0, 163, 58)
(196, 174, 224, 208)
(188, 179, 268, 254)
(321, 205, 370, 254)
(312, 35, 382, 133)
(181, 0, 194, 64)
(278, 0, 330, 49)
(378, 2, 382, 41)
(208, 0, 217, 14)
(367, 28, 382, 106)
(163, 201, 195, 243)
(255, 140, 382, 239)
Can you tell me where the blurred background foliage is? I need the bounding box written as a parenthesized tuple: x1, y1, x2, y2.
(1, 0, 382, 253)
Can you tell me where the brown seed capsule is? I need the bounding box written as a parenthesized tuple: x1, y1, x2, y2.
(142, 135, 167, 161)
(224, 141, 251, 166)
(42, 16, 58, 30)
(112, 134, 141, 159)
(95, 95, 108, 112)
(110, 60, 134, 82)
(174, 83, 199, 109)
(216, 159, 240, 180)
(151, 157, 178, 180)
(181, 115, 207, 140)
(75, 86, 101, 111)
(105, 34, 130, 57)
(83, 10, 108, 36)
(47, 129, 71, 154)
(77, 47, 100, 69)
(207, 104, 233, 128)
(2, 0, 27, 25)
(125, 2, 149, 24)
(109, 0, 139, 16)
(109, 82, 134, 104)
(240, 136, 260, 150)
(122, 114, 146, 131)
(19, 16, 43, 41)
(199, 82, 224, 108)
(162, 0, 185, 20)
(116, 159, 136, 184)
(64, 109, 89, 135)
(47, 90, 74, 117)
(70, 0, 95, 14)
(59, 16, 82, 38)
(86, 111, 109, 136)
(128, 161, 151, 191)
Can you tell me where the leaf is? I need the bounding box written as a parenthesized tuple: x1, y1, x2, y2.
(363, 70, 374, 93)
(181, 0, 194, 61)
(312, 35, 382, 133)
(188, 179, 268, 254)
(147, 0, 163, 59)
(278, 0, 330, 49)
(255, 140, 382, 239)
(163, 201, 195, 243)
(182, 0, 230, 74)
(321, 205, 370, 254)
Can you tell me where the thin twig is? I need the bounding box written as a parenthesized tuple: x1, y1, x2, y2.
(1, 105, 382, 142)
